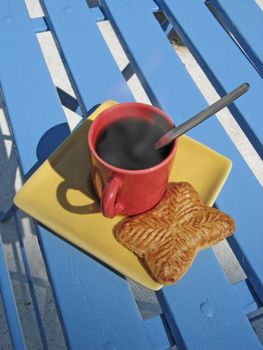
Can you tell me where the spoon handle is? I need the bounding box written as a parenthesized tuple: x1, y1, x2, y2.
(155, 83, 250, 150)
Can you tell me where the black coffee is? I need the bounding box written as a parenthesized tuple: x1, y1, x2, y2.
(96, 117, 173, 170)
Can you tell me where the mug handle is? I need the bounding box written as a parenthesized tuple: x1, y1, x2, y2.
(102, 176, 123, 218)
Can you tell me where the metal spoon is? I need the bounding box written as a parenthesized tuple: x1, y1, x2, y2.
(155, 83, 250, 150)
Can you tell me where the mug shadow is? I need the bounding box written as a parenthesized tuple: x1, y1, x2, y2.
(56, 179, 99, 215)
(41, 119, 100, 215)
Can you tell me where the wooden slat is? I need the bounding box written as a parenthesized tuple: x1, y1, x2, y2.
(231, 280, 259, 315)
(0, 235, 26, 350)
(156, 0, 263, 156)
(40, 0, 130, 114)
(143, 315, 174, 349)
(0, 1, 153, 348)
(100, 1, 263, 349)
(157, 251, 262, 350)
(90, 6, 105, 22)
(155, 0, 263, 304)
(0, 1, 69, 173)
(101, 0, 263, 301)
(208, 0, 263, 78)
(31, 17, 48, 33)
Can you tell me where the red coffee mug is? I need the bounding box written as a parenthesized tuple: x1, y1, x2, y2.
(88, 102, 178, 218)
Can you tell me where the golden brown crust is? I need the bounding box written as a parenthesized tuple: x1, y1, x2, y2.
(115, 182, 235, 284)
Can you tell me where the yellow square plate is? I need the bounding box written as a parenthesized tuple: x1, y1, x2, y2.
(14, 101, 231, 290)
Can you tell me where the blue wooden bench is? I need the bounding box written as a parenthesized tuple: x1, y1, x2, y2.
(0, 0, 262, 348)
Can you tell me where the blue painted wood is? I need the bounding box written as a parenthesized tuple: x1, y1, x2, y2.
(89, 0, 159, 21)
(13, 213, 48, 349)
(38, 233, 152, 350)
(143, 315, 174, 349)
(208, 0, 263, 78)
(143, 0, 159, 12)
(161, 20, 174, 37)
(0, 0, 69, 173)
(100, 0, 263, 302)
(1, 0, 262, 349)
(156, 0, 263, 156)
(157, 250, 262, 350)
(90, 6, 105, 22)
(0, 235, 26, 350)
(231, 280, 258, 315)
(100, 0, 263, 347)
(31, 17, 48, 33)
(154, 0, 263, 303)
(0, 1, 152, 349)
(40, 0, 131, 115)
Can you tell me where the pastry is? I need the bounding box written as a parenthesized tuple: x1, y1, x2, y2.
(115, 182, 235, 284)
